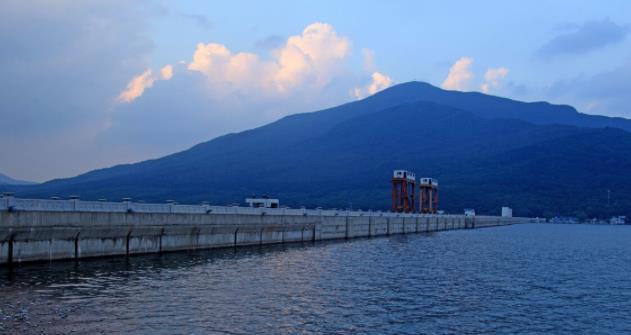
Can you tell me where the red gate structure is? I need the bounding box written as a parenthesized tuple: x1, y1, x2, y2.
(392, 170, 416, 213)
(419, 177, 439, 214)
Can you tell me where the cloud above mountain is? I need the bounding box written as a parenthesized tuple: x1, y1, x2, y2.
(119, 23, 376, 102)
(352, 48, 394, 99)
(547, 59, 631, 117)
(441, 58, 509, 94)
(111, 22, 396, 153)
(106, 22, 395, 176)
(537, 18, 628, 58)
(189, 23, 350, 94)
(481, 67, 509, 94)
(1, 1, 630, 184)
(0, 5, 394, 182)
(442, 57, 474, 91)
(118, 65, 173, 103)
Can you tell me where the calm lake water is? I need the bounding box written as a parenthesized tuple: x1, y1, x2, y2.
(1, 224, 630, 334)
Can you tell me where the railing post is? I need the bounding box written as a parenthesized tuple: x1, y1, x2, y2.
(122, 198, 133, 213)
(69, 195, 80, 211)
(166, 200, 175, 213)
(2, 192, 14, 211)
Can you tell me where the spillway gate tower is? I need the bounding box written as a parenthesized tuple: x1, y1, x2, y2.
(392, 170, 416, 213)
(419, 177, 439, 214)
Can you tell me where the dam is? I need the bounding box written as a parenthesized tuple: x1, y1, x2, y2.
(0, 194, 529, 264)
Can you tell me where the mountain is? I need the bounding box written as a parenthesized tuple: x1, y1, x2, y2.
(6, 82, 631, 218)
(0, 172, 35, 186)
(372, 82, 631, 131)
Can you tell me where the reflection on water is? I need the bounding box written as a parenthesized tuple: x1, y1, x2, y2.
(1, 224, 631, 334)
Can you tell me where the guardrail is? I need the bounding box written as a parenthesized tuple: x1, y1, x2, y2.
(0, 194, 535, 224)
(0, 194, 486, 219)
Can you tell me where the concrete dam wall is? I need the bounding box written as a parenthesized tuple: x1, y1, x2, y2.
(0, 197, 526, 265)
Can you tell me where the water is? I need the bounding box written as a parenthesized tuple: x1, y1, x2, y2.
(1, 224, 630, 334)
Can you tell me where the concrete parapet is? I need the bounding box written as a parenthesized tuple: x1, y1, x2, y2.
(0, 209, 519, 265)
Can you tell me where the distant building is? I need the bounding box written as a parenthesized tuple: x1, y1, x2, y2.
(464, 208, 476, 217)
(551, 216, 579, 224)
(245, 196, 279, 208)
(610, 216, 627, 225)
(501, 207, 513, 218)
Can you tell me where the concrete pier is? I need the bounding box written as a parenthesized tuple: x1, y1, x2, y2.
(0, 196, 528, 264)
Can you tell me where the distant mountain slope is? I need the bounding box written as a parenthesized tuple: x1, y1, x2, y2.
(7, 82, 631, 218)
(444, 127, 631, 217)
(0, 173, 35, 185)
(30, 82, 631, 186)
(375, 82, 631, 131)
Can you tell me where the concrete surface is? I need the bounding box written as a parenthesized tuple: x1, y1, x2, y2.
(0, 209, 531, 264)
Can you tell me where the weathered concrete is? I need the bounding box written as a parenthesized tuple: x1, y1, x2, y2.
(0, 210, 528, 265)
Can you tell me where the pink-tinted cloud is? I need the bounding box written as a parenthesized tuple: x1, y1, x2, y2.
(442, 57, 474, 91)
(186, 22, 351, 95)
(481, 67, 509, 93)
(118, 65, 174, 103)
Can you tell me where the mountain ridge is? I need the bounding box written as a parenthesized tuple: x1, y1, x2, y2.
(5, 82, 631, 218)
(0, 172, 35, 186)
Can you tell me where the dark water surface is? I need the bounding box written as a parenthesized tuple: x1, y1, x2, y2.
(1, 224, 630, 334)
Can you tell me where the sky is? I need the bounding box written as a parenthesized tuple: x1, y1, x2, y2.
(1, 0, 630, 182)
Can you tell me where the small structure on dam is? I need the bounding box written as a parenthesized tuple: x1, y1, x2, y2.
(245, 195, 279, 208)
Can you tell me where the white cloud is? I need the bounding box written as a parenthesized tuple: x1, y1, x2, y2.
(119, 23, 406, 104)
(442, 57, 474, 91)
(3, 5, 399, 182)
(186, 22, 350, 95)
(368, 72, 394, 95)
(118, 64, 174, 103)
(188, 43, 232, 75)
(107, 20, 374, 167)
(481, 67, 509, 93)
(105, 22, 395, 182)
(160, 64, 173, 80)
(274, 22, 351, 90)
(441, 58, 509, 94)
(352, 49, 394, 99)
(353, 72, 394, 99)
(117, 70, 154, 103)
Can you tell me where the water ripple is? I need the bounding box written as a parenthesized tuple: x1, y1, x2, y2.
(1, 224, 631, 334)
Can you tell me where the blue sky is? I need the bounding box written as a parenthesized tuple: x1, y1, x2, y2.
(1, 1, 630, 181)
